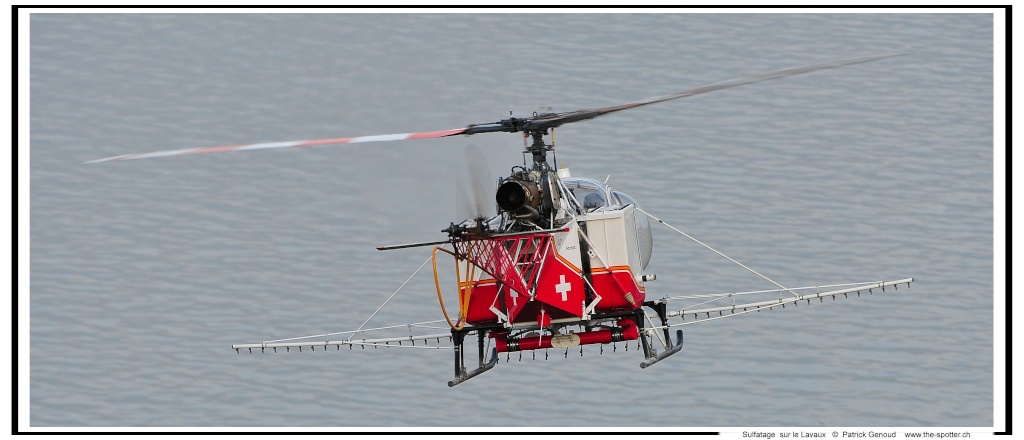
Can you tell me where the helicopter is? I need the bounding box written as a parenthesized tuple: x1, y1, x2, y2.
(88, 54, 914, 387)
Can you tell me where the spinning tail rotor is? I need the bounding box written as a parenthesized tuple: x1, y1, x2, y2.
(455, 145, 495, 223)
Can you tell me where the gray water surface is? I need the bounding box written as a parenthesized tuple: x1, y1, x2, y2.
(29, 13, 995, 428)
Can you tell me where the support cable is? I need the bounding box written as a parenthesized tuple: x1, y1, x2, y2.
(635, 207, 801, 298)
(347, 252, 437, 342)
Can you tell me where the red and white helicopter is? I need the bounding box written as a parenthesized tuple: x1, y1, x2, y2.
(89, 54, 913, 387)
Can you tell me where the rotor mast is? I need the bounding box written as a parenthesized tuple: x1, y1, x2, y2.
(527, 130, 552, 170)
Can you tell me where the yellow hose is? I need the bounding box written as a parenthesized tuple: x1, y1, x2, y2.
(432, 247, 475, 331)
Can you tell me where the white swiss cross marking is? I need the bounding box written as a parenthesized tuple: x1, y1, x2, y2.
(555, 275, 572, 301)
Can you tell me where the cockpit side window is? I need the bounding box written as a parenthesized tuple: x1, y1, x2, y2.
(564, 179, 609, 212)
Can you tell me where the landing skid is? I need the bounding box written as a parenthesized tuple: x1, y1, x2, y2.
(446, 305, 689, 386)
(448, 326, 500, 387)
(640, 329, 683, 368)
(638, 301, 684, 368)
(448, 347, 498, 387)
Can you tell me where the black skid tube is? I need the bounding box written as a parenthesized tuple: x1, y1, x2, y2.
(640, 330, 684, 369)
(448, 347, 498, 387)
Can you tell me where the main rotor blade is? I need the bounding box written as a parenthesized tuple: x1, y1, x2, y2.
(85, 54, 902, 164)
(84, 128, 467, 164)
(517, 53, 905, 132)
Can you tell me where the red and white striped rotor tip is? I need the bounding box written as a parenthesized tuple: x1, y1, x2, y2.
(83, 128, 468, 164)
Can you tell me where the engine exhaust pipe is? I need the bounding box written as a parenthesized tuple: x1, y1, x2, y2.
(495, 179, 542, 219)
